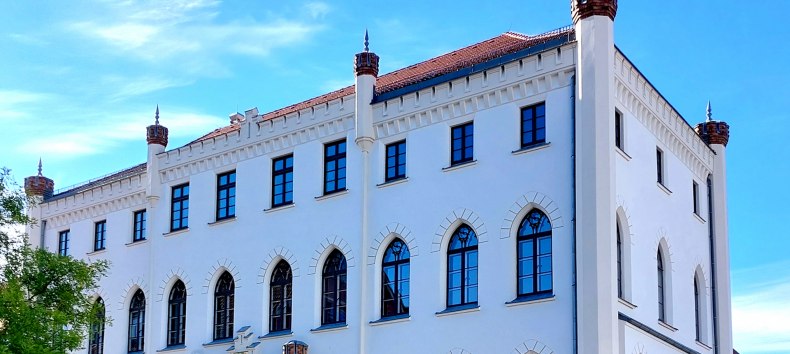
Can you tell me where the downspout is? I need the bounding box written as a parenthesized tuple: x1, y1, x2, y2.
(570, 73, 579, 354)
(707, 176, 719, 353)
(39, 220, 47, 249)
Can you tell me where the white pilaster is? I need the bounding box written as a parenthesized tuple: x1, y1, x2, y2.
(711, 144, 733, 354)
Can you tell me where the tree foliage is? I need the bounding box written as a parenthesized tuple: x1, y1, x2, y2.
(0, 168, 108, 354)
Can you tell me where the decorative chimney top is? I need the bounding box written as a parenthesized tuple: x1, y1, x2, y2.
(24, 158, 55, 198)
(695, 101, 730, 147)
(571, 0, 618, 23)
(354, 30, 379, 77)
(146, 105, 169, 147)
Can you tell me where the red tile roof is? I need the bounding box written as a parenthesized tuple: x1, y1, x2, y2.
(192, 26, 574, 144)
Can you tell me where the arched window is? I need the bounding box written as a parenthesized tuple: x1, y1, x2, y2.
(213, 272, 234, 340)
(128, 289, 145, 352)
(657, 249, 666, 322)
(321, 250, 347, 325)
(694, 276, 702, 340)
(517, 209, 552, 297)
(270, 260, 293, 333)
(617, 221, 623, 299)
(88, 297, 105, 354)
(447, 224, 478, 307)
(167, 280, 187, 346)
(382, 239, 410, 317)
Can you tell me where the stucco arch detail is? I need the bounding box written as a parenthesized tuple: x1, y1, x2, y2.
(258, 246, 301, 284)
(156, 268, 193, 302)
(367, 222, 419, 265)
(513, 339, 556, 354)
(500, 191, 564, 239)
(117, 277, 148, 311)
(307, 235, 355, 275)
(432, 207, 488, 253)
(202, 258, 241, 294)
(447, 348, 472, 354)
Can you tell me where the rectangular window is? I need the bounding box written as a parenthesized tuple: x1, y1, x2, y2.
(615, 110, 623, 150)
(133, 210, 147, 242)
(171, 184, 189, 232)
(656, 148, 664, 185)
(94, 220, 106, 251)
(324, 140, 347, 194)
(58, 230, 69, 256)
(272, 155, 294, 207)
(693, 181, 700, 215)
(521, 103, 546, 148)
(385, 140, 406, 182)
(451, 122, 474, 165)
(216, 171, 236, 220)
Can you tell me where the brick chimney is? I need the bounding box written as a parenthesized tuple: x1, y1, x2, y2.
(24, 159, 54, 199)
(571, 0, 618, 23)
(146, 105, 169, 147)
(695, 101, 730, 147)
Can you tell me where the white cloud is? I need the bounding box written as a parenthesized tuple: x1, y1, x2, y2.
(304, 2, 330, 19)
(732, 261, 790, 353)
(103, 76, 194, 101)
(0, 90, 53, 120)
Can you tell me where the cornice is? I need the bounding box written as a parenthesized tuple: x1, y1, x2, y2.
(42, 190, 147, 228)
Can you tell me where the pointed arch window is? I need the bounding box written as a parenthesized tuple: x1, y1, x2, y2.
(128, 289, 145, 352)
(167, 280, 187, 346)
(447, 224, 478, 307)
(517, 209, 552, 297)
(694, 276, 702, 341)
(214, 272, 235, 340)
(89, 297, 105, 354)
(321, 250, 347, 325)
(270, 260, 293, 333)
(657, 249, 666, 322)
(382, 239, 410, 317)
(617, 222, 623, 299)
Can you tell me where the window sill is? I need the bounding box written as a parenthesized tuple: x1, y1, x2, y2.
(264, 203, 295, 213)
(202, 337, 234, 347)
(369, 314, 410, 326)
(377, 177, 408, 188)
(618, 297, 637, 309)
(315, 189, 349, 201)
(692, 212, 706, 224)
(658, 320, 678, 332)
(512, 142, 551, 155)
(505, 293, 554, 307)
(125, 239, 149, 247)
(208, 216, 236, 226)
(695, 340, 712, 350)
(616, 147, 632, 161)
(657, 182, 672, 195)
(442, 160, 477, 172)
(157, 344, 186, 352)
(86, 249, 107, 256)
(435, 303, 480, 317)
(310, 322, 348, 333)
(164, 228, 189, 237)
(259, 330, 293, 340)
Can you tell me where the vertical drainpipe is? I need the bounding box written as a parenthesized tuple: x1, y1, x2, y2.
(570, 73, 578, 354)
(354, 31, 379, 354)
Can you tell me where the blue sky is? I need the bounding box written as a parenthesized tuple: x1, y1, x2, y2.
(1, 1, 787, 352)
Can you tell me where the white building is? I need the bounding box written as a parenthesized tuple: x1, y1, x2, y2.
(23, 1, 733, 354)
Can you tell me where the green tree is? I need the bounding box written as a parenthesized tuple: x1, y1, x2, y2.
(0, 168, 108, 354)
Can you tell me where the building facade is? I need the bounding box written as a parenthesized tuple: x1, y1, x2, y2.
(24, 1, 733, 353)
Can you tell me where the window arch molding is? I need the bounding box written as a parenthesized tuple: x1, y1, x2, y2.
(308, 235, 355, 275)
(500, 192, 563, 240)
(512, 339, 556, 354)
(368, 222, 419, 265)
(202, 260, 241, 295)
(615, 206, 633, 302)
(259, 247, 301, 284)
(432, 208, 488, 253)
(157, 269, 192, 302)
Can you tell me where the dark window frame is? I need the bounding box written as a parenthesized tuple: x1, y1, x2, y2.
(656, 148, 665, 186)
(167, 280, 187, 347)
(321, 249, 347, 325)
(384, 140, 407, 182)
(450, 122, 474, 165)
(446, 224, 478, 307)
(213, 272, 235, 340)
(693, 181, 700, 216)
(88, 297, 105, 354)
(694, 276, 702, 341)
(381, 239, 410, 318)
(128, 289, 145, 352)
(133, 210, 146, 242)
(615, 110, 623, 150)
(521, 102, 546, 148)
(617, 222, 623, 299)
(170, 184, 189, 232)
(216, 171, 236, 221)
(323, 140, 347, 195)
(657, 249, 666, 322)
(516, 209, 553, 297)
(272, 155, 294, 208)
(269, 260, 293, 333)
(58, 230, 69, 256)
(93, 220, 106, 251)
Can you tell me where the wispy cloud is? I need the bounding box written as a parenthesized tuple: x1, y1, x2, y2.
(103, 76, 194, 101)
(732, 261, 790, 353)
(0, 90, 54, 120)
